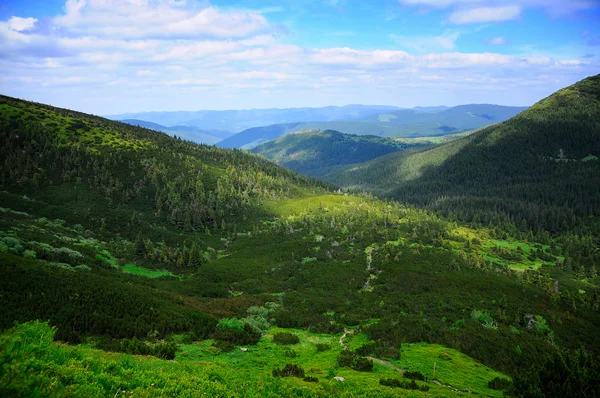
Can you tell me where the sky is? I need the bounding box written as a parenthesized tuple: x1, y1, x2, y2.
(0, 0, 599, 115)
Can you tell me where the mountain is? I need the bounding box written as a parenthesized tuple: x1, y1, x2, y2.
(411, 106, 450, 112)
(324, 74, 600, 233)
(120, 119, 233, 145)
(251, 129, 429, 176)
(1, 93, 599, 397)
(251, 129, 477, 179)
(108, 104, 402, 132)
(217, 104, 526, 149)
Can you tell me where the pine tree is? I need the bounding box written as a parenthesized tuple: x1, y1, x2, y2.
(188, 242, 203, 268)
(134, 232, 146, 257)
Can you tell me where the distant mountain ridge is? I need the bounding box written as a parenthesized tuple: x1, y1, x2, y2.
(119, 119, 233, 145)
(107, 105, 403, 133)
(218, 104, 527, 149)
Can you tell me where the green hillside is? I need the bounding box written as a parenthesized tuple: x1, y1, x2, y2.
(1, 94, 599, 397)
(251, 130, 427, 176)
(326, 75, 600, 234)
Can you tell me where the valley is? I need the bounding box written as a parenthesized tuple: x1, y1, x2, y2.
(0, 75, 599, 398)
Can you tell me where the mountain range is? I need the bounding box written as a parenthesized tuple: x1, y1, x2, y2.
(119, 119, 233, 145)
(107, 104, 404, 133)
(218, 104, 526, 149)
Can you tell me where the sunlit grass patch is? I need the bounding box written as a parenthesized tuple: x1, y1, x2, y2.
(121, 263, 175, 278)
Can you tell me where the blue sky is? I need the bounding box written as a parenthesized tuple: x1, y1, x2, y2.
(0, 0, 598, 114)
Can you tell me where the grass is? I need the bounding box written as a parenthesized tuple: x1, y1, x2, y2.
(396, 342, 507, 396)
(177, 327, 508, 397)
(121, 263, 175, 278)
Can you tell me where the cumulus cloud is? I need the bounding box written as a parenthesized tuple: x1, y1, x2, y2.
(54, 1, 270, 39)
(449, 6, 521, 24)
(8, 17, 38, 32)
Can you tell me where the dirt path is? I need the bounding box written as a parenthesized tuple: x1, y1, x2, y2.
(339, 329, 351, 349)
(364, 356, 404, 373)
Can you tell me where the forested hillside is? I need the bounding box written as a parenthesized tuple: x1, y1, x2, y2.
(1, 94, 599, 397)
(326, 75, 600, 234)
(251, 130, 426, 176)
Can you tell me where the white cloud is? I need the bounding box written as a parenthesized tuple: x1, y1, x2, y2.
(8, 17, 38, 32)
(54, 1, 270, 39)
(487, 36, 507, 45)
(449, 6, 521, 24)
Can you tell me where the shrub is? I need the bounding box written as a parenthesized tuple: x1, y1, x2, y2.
(354, 357, 374, 372)
(337, 350, 373, 371)
(380, 378, 429, 391)
(404, 371, 427, 381)
(356, 340, 399, 359)
(96, 337, 177, 360)
(273, 332, 299, 345)
(337, 350, 356, 367)
(212, 340, 235, 353)
(316, 343, 330, 352)
(284, 349, 297, 358)
(488, 377, 511, 390)
(471, 309, 496, 329)
(303, 376, 318, 383)
(2, 237, 24, 255)
(272, 364, 305, 378)
(23, 250, 37, 259)
(213, 323, 260, 346)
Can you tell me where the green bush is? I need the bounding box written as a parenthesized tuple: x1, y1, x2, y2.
(272, 364, 305, 378)
(212, 340, 235, 353)
(316, 343, 331, 352)
(337, 350, 373, 371)
(337, 350, 355, 367)
(273, 332, 299, 345)
(354, 357, 374, 372)
(212, 323, 260, 346)
(404, 371, 427, 381)
(284, 349, 297, 358)
(23, 250, 36, 259)
(356, 340, 399, 359)
(303, 376, 318, 383)
(380, 378, 429, 391)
